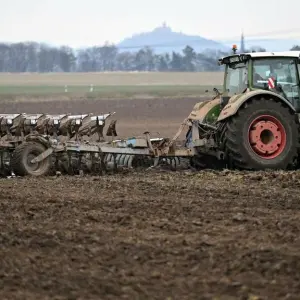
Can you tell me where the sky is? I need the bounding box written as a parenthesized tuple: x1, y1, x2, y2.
(1, 0, 300, 48)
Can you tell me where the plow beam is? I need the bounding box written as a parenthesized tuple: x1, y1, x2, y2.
(62, 142, 151, 156)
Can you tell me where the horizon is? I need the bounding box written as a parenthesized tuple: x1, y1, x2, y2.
(1, 23, 300, 50)
(2, 0, 300, 48)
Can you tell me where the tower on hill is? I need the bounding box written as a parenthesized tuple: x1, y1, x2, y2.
(240, 31, 245, 53)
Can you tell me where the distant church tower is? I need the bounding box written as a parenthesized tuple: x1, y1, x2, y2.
(240, 31, 245, 53)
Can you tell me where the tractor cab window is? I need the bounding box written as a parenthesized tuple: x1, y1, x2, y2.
(252, 58, 300, 106)
(225, 61, 248, 96)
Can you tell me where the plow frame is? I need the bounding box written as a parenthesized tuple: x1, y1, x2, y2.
(21, 115, 221, 170)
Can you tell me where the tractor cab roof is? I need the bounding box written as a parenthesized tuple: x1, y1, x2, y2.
(219, 51, 300, 65)
(242, 51, 300, 58)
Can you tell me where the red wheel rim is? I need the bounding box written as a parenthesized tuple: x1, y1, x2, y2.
(248, 115, 287, 159)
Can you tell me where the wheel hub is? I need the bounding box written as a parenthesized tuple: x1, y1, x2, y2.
(26, 153, 39, 171)
(248, 115, 286, 159)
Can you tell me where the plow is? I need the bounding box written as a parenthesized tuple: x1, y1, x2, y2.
(0, 112, 188, 177)
(2, 47, 300, 177)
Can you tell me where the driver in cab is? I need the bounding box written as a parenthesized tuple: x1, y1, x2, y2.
(253, 63, 278, 87)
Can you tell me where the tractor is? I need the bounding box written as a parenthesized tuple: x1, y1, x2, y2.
(186, 45, 300, 170)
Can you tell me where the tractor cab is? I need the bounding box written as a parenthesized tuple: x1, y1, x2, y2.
(219, 46, 300, 112)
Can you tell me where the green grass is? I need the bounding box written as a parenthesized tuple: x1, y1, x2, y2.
(0, 71, 224, 101)
(0, 84, 222, 98)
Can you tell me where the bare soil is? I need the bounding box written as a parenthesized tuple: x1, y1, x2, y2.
(1, 171, 300, 300)
(1, 97, 300, 299)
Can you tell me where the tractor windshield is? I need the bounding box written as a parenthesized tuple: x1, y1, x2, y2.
(224, 62, 248, 96)
(252, 57, 300, 106)
(252, 58, 298, 87)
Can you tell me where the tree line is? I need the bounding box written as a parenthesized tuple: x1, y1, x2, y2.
(0, 42, 299, 73)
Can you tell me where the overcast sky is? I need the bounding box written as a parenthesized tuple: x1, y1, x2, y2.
(1, 0, 300, 47)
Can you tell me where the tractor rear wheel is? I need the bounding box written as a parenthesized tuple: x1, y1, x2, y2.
(224, 97, 299, 170)
(11, 142, 52, 176)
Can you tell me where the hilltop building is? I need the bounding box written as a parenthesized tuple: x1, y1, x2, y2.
(240, 31, 245, 53)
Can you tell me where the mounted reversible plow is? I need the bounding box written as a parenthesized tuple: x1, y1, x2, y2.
(0, 112, 187, 177)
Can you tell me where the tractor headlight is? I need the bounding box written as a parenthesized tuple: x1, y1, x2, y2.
(75, 119, 81, 125)
(7, 119, 12, 125)
(30, 119, 36, 124)
(54, 119, 59, 125)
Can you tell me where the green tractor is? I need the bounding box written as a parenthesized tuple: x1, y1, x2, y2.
(186, 46, 300, 170)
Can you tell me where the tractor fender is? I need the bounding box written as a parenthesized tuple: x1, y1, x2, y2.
(188, 97, 221, 122)
(25, 134, 51, 148)
(217, 90, 296, 122)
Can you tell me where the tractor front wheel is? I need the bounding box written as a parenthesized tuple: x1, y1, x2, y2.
(224, 98, 299, 170)
(11, 142, 52, 176)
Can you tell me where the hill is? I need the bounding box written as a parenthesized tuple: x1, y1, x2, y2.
(117, 23, 300, 54)
(117, 23, 229, 54)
